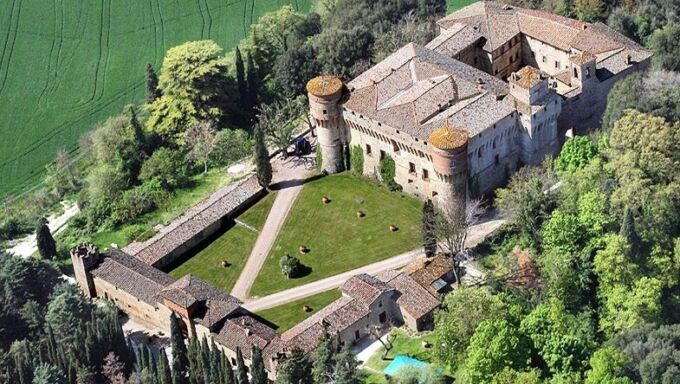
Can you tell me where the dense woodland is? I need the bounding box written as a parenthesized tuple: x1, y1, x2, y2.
(0, 0, 678, 383)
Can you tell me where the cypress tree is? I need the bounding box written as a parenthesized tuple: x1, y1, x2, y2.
(312, 333, 336, 384)
(172, 357, 189, 384)
(157, 348, 172, 384)
(254, 124, 272, 188)
(333, 346, 359, 384)
(246, 51, 258, 111)
(235, 46, 247, 108)
(235, 348, 248, 384)
(422, 199, 437, 258)
(620, 206, 641, 257)
(250, 346, 266, 384)
(35, 217, 57, 259)
(209, 341, 221, 384)
(187, 336, 202, 384)
(169, 313, 189, 375)
(274, 348, 311, 384)
(145, 63, 161, 103)
(221, 353, 234, 384)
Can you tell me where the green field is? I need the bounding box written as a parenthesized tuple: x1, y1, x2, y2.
(167, 191, 277, 293)
(447, 0, 476, 12)
(255, 289, 342, 331)
(0, 0, 312, 199)
(250, 173, 422, 297)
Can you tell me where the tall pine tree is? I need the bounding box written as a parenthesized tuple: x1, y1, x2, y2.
(254, 124, 272, 188)
(422, 199, 437, 258)
(145, 63, 161, 103)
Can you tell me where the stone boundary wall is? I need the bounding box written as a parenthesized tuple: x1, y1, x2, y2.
(123, 174, 264, 268)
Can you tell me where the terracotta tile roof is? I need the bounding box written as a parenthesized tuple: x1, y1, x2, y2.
(90, 249, 175, 305)
(340, 274, 394, 305)
(159, 275, 242, 328)
(345, 43, 508, 140)
(280, 296, 369, 352)
(428, 126, 468, 150)
(437, 1, 519, 51)
(375, 270, 441, 319)
(426, 22, 484, 57)
(124, 175, 262, 266)
(306, 76, 343, 97)
(570, 51, 596, 65)
(213, 315, 279, 359)
(510, 66, 544, 89)
(406, 255, 455, 296)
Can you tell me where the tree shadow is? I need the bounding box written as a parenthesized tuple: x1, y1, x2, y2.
(270, 172, 326, 190)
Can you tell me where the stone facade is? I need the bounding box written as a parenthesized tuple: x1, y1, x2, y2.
(310, 1, 651, 203)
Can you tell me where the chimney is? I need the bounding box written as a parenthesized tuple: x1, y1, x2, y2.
(245, 328, 252, 337)
(626, 54, 632, 65)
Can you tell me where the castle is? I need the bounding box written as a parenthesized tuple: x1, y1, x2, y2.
(70, 2, 651, 379)
(308, 1, 651, 205)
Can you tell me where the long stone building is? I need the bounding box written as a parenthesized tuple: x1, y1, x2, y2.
(309, 1, 651, 206)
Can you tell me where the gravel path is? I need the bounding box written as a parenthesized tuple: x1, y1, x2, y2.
(230, 157, 310, 300)
(4, 201, 80, 258)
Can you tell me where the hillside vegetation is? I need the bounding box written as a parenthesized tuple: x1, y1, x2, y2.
(0, 0, 311, 198)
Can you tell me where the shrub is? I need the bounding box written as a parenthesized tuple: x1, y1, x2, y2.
(0, 216, 33, 241)
(378, 155, 401, 191)
(112, 187, 156, 224)
(279, 254, 303, 278)
(121, 224, 155, 244)
(350, 145, 364, 175)
(555, 136, 597, 173)
(139, 147, 191, 191)
(210, 129, 254, 167)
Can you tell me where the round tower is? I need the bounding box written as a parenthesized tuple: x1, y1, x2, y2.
(428, 126, 468, 206)
(306, 75, 345, 174)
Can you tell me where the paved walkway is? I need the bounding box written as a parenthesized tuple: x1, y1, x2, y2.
(242, 213, 505, 312)
(230, 157, 310, 300)
(4, 201, 80, 258)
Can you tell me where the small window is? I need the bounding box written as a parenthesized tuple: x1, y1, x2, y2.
(495, 154, 500, 165)
(555, 60, 560, 69)
(409, 162, 416, 174)
(422, 169, 429, 180)
(366, 144, 372, 155)
(573, 67, 578, 78)
(478, 148, 482, 158)
(542, 55, 547, 63)
(380, 150, 386, 160)
(323, 110, 327, 115)
(355, 330, 360, 340)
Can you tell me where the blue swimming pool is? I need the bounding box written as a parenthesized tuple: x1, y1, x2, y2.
(383, 355, 427, 376)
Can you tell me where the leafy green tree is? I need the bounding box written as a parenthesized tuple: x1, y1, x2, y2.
(541, 209, 583, 254)
(333, 346, 359, 384)
(496, 165, 556, 246)
(210, 129, 253, 167)
(253, 124, 272, 188)
(649, 22, 680, 71)
(146, 40, 230, 145)
(573, 0, 604, 22)
(185, 121, 218, 173)
(312, 26, 374, 78)
(145, 63, 161, 103)
(32, 363, 67, 384)
(612, 323, 680, 383)
(491, 368, 542, 384)
(312, 333, 338, 383)
(462, 318, 530, 384)
(519, 299, 597, 374)
(555, 136, 597, 173)
(273, 44, 320, 97)
(256, 96, 306, 157)
(139, 148, 191, 191)
(584, 347, 632, 384)
(35, 217, 57, 259)
(433, 287, 508, 369)
(90, 112, 146, 183)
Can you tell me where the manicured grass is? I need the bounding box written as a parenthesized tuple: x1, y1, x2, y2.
(255, 289, 342, 332)
(364, 328, 438, 376)
(0, 0, 312, 199)
(91, 168, 238, 249)
(447, 0, 477, 13)
(250, 173, 422, 297)
(167, 191, 277, 293)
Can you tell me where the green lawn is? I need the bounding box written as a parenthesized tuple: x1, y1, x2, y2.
(0, 0, 312, 199)
(255, 289, 342, 332)
(447, 0, 476, 13)
(250, 173, 422, 297)
(364, 328, 439, 380)
(91, 168, 239, 249)
(167, 191, 277, 293)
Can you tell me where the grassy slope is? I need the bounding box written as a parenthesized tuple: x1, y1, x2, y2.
(255, 289, 342, 332)
(250, 173, 422, 296)
(447, 0, 476, 12)
(0, 0, 311, 198)
(167, 191, 277, 293)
